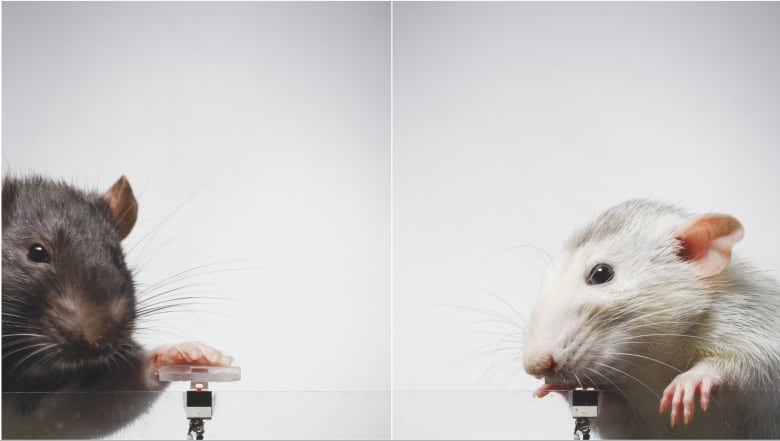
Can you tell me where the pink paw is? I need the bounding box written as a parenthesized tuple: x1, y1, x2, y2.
(150, 341, 234, 369)
(659, 365, 720, 427)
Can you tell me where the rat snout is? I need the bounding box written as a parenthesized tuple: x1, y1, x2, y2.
(523, 321, 561, 379)
(524, 350, 558, 379)
(523, 309, 588, 385)
(53, 309, 120, 355)
(72, 325, 117, 355)
(47, 290, 131, 359)
(524, 338, 584, 387)
(524, 313, 563, 378)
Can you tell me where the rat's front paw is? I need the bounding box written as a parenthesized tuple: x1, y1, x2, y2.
(150, 341, 234, 368)
(659, 361, 721, 427)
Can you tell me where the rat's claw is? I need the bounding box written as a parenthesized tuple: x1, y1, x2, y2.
(659, 384, 672, 414)
(682, 381, 696, 425)
(670, 383, 684, 427)
(699, 376, 713, 412)
(659, 363, 720, 428)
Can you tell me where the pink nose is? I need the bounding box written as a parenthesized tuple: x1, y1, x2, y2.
(525, 352, 557, 378)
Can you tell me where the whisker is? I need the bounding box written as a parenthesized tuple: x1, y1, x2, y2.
(592, 361, 660, 399)
(8, 343, 59, 375)
(429, 304, 524, 330)
(475, 243, 552, 266)
(2, 341, 53, 360)
(601, 352, 683, 374)
(125, 177, 214, 261)
(455, 278, 527, 323)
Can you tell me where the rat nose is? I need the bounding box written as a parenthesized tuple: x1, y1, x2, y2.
(75, 329, 115, 355)
(525, 352, 557, 378)
(79, 333, 100, 348)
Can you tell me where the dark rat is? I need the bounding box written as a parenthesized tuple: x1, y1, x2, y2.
(2, 175, 233, 438)
(523, 199, 780, 438)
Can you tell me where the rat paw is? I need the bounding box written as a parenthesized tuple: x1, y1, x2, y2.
(659, 366, 720, 427)
(149, 341, 234, 369)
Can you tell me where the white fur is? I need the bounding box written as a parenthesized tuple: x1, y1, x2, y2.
(523, 199, 780, 438)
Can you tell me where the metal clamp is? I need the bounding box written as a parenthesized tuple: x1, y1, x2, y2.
(571, 388, 599, 440)
(158, 365, 241, 440)
(186, 382, 212, 440)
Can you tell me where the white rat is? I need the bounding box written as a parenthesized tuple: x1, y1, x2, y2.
(523, 199, 780, 438)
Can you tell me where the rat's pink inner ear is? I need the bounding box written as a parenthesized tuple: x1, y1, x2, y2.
(675, 214, 744, 278)
(103, 175, 138, 241)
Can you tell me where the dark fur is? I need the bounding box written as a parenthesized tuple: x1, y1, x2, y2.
(2, 176, 162, 438)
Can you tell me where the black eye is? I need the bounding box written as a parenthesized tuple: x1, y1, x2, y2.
(587, 263, 614, 285)
(112, 253, 124, 269)
(28, 244, 50, 263)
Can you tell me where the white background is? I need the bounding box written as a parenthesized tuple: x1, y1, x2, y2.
(3, 2, 780, 440)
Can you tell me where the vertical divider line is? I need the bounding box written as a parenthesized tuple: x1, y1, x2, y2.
(389, 1, 395, 439)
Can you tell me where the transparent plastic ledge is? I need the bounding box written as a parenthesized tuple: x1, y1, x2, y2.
(157, 365, 242, 382)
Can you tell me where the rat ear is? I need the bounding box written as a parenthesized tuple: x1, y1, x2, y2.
(675, 214, 744, 278)
(103, 176, 138, 240)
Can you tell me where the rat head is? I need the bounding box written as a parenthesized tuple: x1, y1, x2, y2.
(2, 175, 139, 381)
(523, 200, 744, 387)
